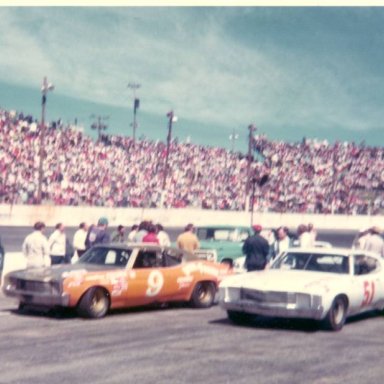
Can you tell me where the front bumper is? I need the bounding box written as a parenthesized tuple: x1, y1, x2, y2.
(3, 285, 70, 307)
(219, 288, 324, 320)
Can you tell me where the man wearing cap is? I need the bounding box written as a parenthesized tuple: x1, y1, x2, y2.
(364, 227, 384, 257)
(22, 222, 50, 268)
(177, 223, 199, 253)
(242, 224, 270, 271)
(85, 217, 111, 250)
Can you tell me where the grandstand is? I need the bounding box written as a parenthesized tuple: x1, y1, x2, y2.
(1, 108, 383, 214)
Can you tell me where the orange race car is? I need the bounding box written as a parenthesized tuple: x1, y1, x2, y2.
(2, 243, 232, 318)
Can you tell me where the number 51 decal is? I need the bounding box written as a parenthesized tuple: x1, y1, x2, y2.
(361, 281, 375, 306)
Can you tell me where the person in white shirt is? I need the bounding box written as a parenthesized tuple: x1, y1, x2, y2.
(72, 222, 88, 262)
(48, 223, 67, 265)
(156, 223, 171, 247)
(22, 222, 50, 268)
(297, 224, 314, 248)
(274, 227, 292, 257)
(364, 226, 384, 257)
(127, 225, 138, 243)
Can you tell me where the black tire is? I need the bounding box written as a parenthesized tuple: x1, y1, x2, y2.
(190, 282, 216, 308)
(18, 302, 25, 312)
(322, 296, 347, 331)
(227, 310, 253, 325)
(77, 287, 110, 319)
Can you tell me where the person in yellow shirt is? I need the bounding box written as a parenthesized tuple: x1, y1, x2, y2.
(177, 223, 199, 253)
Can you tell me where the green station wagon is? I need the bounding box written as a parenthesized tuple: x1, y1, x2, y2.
(195, 226, 251, 266)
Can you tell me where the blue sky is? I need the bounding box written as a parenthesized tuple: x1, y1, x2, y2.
(1, 7, 384, 150)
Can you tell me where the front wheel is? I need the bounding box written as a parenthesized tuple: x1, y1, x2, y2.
(77, 287, 110, 319)
(322, 296, 347, 331)
(190, 282, 216, 308)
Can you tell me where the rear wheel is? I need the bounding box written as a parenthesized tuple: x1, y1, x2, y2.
(227, 310, 253, 324)
(190, 282, 215, 308)
(77, 287, 110, 319)
(322, 296, 347, 331)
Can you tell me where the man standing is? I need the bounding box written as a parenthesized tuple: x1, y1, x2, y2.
(22, 222, 50, 268)
(242, 224, 270, 271)
(274, 226, 292, 258)
(73, 222, 88, 260)
(364, 226, 384, 257)
(85, 217, 110, 250)
(48, 223, 67, 265)
(111, 225, 125, 243)
(177, 223, 199, 253)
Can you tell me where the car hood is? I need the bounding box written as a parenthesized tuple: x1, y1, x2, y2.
(7, 263, 115, 282)
(220, 269, 347, 294)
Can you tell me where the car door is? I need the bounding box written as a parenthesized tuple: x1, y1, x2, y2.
(348, 254, 383, 315)
(122, 247, 187, 306)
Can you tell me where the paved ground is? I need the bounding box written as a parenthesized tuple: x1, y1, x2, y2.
(1, 226, 370, 384)
(0, 294, 383, 384)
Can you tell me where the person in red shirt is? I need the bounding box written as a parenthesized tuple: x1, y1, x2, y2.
(142, 223, 159, 244)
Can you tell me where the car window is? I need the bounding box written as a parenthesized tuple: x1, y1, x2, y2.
(133, 251, 163, 269)
(162, 249, 183, 267)
(353, 255, 379, 275)
(272, 252, 349, 274)
(79, 247, 131, 267)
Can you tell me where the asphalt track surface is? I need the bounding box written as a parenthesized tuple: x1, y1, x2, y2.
(2, 227, 382, 384)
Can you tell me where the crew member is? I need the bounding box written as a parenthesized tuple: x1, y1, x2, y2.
(22, 222, 50, 268)
(177, 223, 199, 252)
(242, 224, 270, 271)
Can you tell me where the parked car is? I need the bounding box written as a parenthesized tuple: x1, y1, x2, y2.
(219, 247, 384, 331)
(194, 225, 251, 266)
(2, 243, 232, 318)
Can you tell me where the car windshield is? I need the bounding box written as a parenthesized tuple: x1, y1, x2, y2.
(272, 252, 349, 274)
(197, 228, 248, 242)
(78, 247, 132, 267)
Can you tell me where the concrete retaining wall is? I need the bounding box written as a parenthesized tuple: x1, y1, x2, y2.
(0, 204, 383, 231)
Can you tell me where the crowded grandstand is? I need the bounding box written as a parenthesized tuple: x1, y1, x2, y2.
(1, 108, 383, 214)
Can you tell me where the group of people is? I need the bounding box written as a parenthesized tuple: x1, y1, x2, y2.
(1, 108, 384, 214)
(242, 223, 318, 271)
(21, 217, 201, 269)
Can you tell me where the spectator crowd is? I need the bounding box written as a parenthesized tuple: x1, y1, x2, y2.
(1, 108, 383, 214)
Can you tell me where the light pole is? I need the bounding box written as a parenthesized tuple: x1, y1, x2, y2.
(37, 76, 54, 204)
(245, 124, 257, 211)
(229, 128, 239, 153)
(127, 82, 141, 143)
(161, 111, 177, 207)
(90, 115, 109, 140)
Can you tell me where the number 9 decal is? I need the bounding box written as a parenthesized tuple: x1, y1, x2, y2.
(146, 270, 164, 297)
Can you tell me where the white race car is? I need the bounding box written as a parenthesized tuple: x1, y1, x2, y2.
(233, 241, 332, 274)
(219, 247, 384, 331)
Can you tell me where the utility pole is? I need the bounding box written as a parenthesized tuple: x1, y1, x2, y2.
(161, 111, 177, 207)
(37, 76, 54, 204)
(90, 115, 109, 140)
(229, 128, 239, 153)
(128, 82, 141, 143)
(245, 124, 257, 211)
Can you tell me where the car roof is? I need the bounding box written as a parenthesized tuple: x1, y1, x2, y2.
(196, 225, 250, 230)
(93, 242, 198, 261)
(284, 247, 382, 259)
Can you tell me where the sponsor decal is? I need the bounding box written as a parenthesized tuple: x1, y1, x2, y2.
(177, 275, 194, 289)
(182, 262, 219, 277)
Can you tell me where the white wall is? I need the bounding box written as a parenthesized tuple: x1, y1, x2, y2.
(0, 204, 382, 231)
